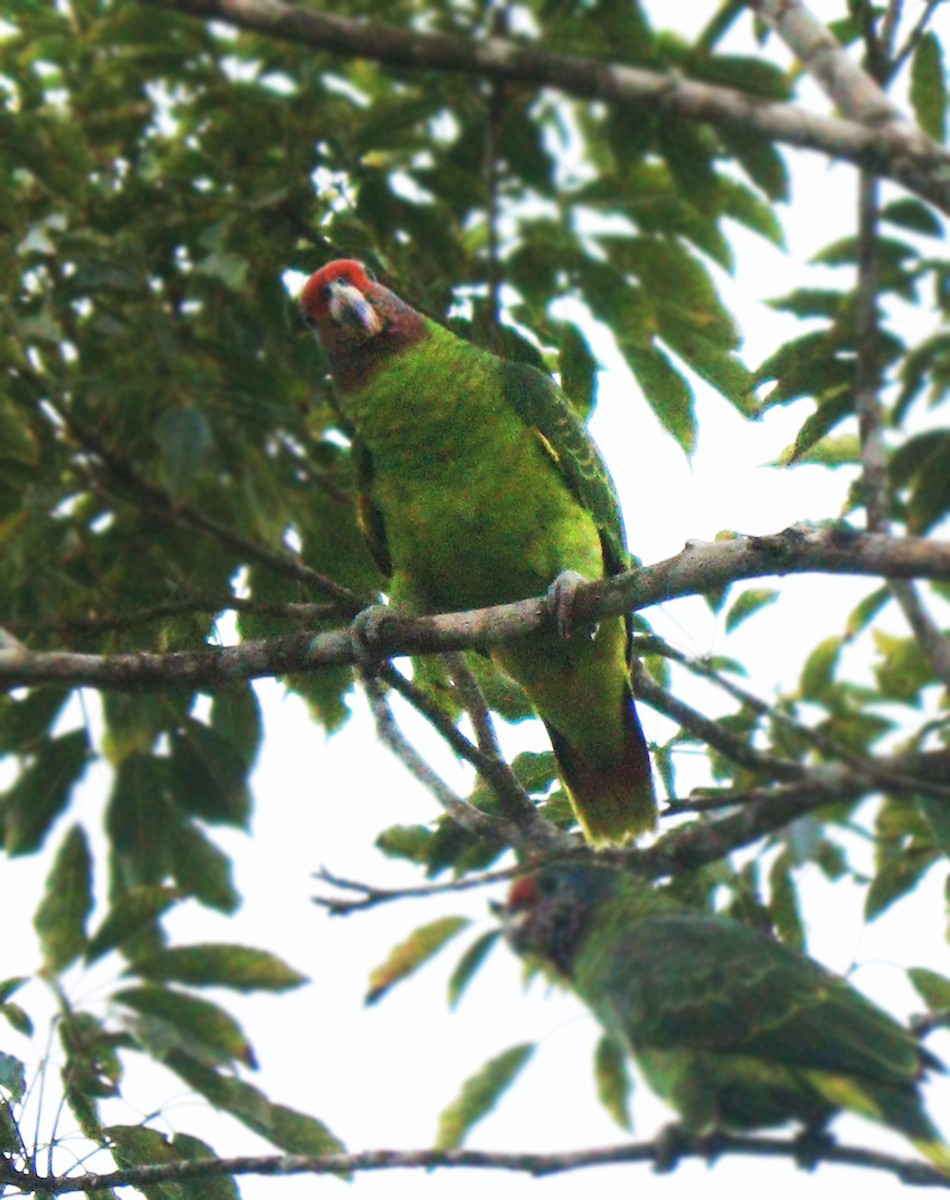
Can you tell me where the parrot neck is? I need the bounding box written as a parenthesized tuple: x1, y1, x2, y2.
(325, 288, 428, 393)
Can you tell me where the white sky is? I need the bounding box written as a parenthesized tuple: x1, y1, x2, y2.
(5, 2, 950, 1198)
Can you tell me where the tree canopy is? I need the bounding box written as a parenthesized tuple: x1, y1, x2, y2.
(4, 0, 950, 1194)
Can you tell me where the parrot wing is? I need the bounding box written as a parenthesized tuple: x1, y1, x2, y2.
(586, 913, 929, 1087)
(351, 434, 392, 578)
(501, 361, 629, 579)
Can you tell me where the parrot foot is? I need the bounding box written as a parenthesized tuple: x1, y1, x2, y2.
(651, 1122, 692, 1174)
(349, 604, 396, 674)
(792, 1124, 834, 1172)
(545, 569, 597, 640)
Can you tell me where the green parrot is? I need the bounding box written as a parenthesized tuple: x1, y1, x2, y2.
(299, 260, 656, 845)
(504, 862, 950, 1171)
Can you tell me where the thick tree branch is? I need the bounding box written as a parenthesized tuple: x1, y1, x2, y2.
(3, 1130, 946, 1192)
(749, 0, 910, 127)
(4, 526, 950, 691)
(145, 0, 950, 212)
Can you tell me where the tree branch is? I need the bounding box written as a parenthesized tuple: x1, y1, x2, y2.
(748, 0, 910, 127)
(144, 0, 950, 212)
(4, 1130, 947, 1193)
(4, 526, 950, 691)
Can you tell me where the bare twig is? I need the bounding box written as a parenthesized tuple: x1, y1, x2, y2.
(146, 0, 950, 212)
(642, 636, 950, 800)
(361, 672, 507, 842)
(377, 664, 562, 846)
(630, 661, 810, 783)
(17, 596, 335, 640)
(312, 864, 523, 914)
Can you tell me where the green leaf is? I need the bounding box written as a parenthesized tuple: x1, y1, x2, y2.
(724, 588, 777, 633)
(865, 852, 934, 921)
(782, 434, 862, 468)
(0, 1052, 25, 1103)
(166, 1051, 346, 1155)
(845, 587, 890, 638)
(366, 916, 470, 1005)
(116, 985, 256, 1067)
(87, 886, 179, 965)
(34, 824, 92, 972)
(169, 719, 251, 827)
(799, 636, 842, 701)
(167, 1134, 240, 1200)
(881, 198, 944, 238)
(910, 32, 946, 143)
(594, 1034, 632, 1131)
(872, 630, 933, 704)
(624, 342, 696, 453)
(435, 1043, 535, 1149)
(3, 728, 90, 854)
(108, 1124, 238, 1200)
(128, 945, 307, 992)
(210, 684, 263, 772)
(0, 1003, 33, 1037)
(557, 323, 597, 420)
(155, 405, 213, 495)
(908, 967, 950, 1010)
(448, 930, 502, 1009)
(919, 796, 950, 859)
(168, 820, 240, 914)
(779, 390, 854, 464)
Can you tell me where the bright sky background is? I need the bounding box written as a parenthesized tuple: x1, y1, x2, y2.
(5, 2, 950, 1198)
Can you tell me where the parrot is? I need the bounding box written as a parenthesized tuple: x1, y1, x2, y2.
(298, 259, 656, 845)
(504, 861, 950, 1172)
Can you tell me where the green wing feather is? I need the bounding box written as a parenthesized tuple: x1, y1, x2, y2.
(351, 435, 392, 578)
(584, 914, 925, 1086)
(501, 361, 629, 578)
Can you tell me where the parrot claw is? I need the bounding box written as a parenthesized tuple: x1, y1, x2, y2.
(792, 1125, 834, 1172)
(349, 604, 395, 675)
(545, 569, 597, 640)
(652, 1122, 691, 1174)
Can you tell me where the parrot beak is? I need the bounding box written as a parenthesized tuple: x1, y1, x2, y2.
(326, 279, 383, 337)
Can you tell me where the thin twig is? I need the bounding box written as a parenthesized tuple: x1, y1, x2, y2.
(361, 673, 505, 841)
(378, 664, 564, 846)
(312, 864, 523, 915)
(642, 635, 950, 800)
(630, 661, 808, 783)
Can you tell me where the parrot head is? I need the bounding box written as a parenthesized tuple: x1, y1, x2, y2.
(300, 260, 382, 341)
(299, 260, 427, 390)
(503, 863, 618, 977)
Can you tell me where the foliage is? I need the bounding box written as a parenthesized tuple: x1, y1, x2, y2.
(2, 0, 950, 1193)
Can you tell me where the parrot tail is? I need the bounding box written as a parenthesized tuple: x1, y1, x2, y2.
(544, 684, 656, 847)
(810, 1072, 950, 1175)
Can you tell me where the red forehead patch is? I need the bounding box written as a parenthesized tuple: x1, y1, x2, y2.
(507, 875, 540, 910)
(299, 259, 372, 320)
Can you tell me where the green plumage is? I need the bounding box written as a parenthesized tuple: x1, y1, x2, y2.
(506, 864, 950, 1170)
(301, 261, 656, 844)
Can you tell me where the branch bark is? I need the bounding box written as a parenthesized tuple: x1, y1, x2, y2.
(5, 525, 950, 692)
(4, 1130, 946, 1193)
(145, 0, 950, 212)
